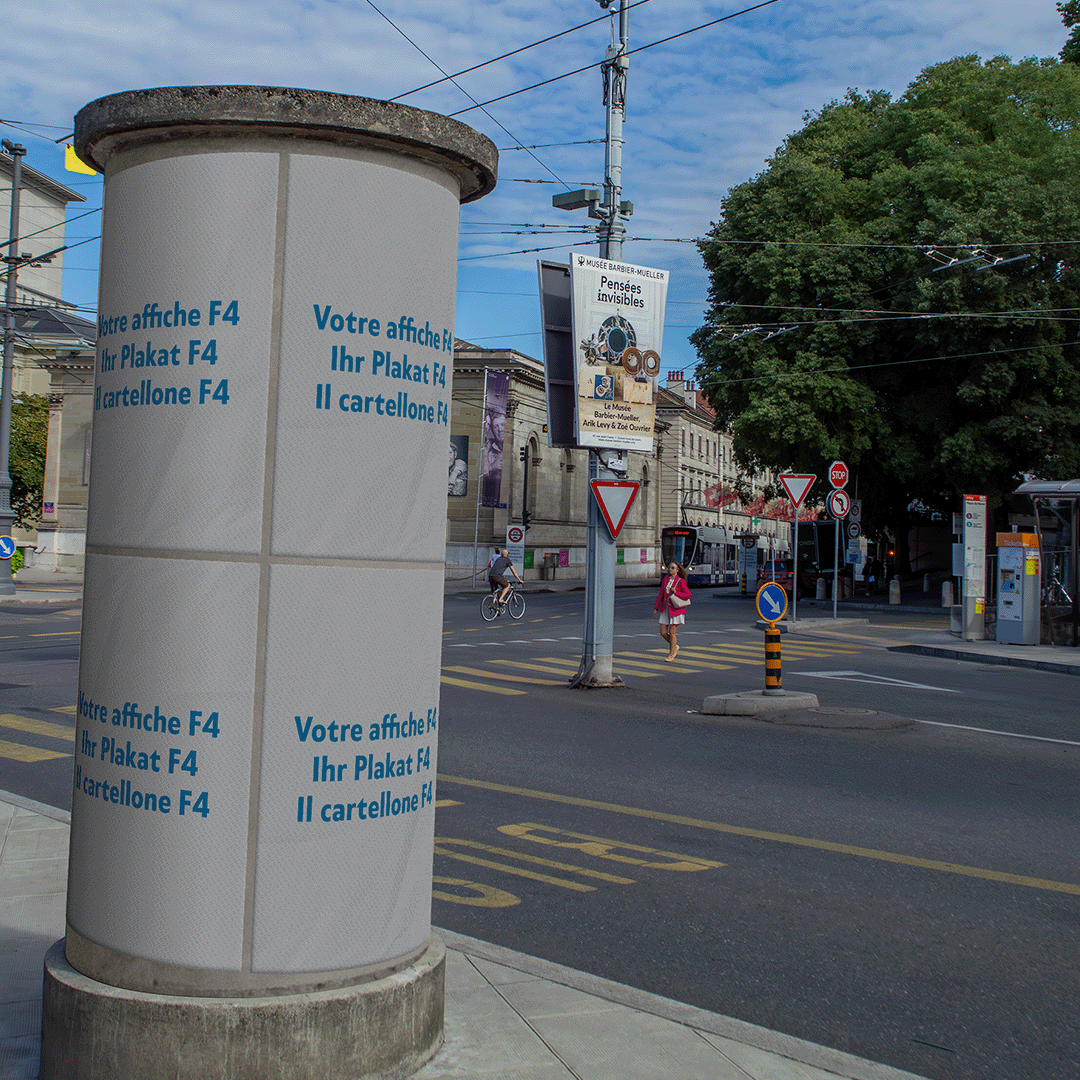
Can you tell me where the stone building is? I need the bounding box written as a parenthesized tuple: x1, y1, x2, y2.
(1, 150, 94, 570)
(447, 340, 661, 583)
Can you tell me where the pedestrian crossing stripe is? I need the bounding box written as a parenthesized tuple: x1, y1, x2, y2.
(0, 739, 69, 763)
(0, 714, 75, 740)
(440, 675, 526, 696)
(614, 651, 736, 673)
(443, 665, 564, 687)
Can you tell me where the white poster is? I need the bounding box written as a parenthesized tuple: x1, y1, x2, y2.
(963, 494, 987, 600)
(569, 252, 668, 452)
(72, 142, 456, 980)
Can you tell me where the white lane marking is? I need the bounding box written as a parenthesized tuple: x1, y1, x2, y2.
(918, 720, 1080, 747)
(791, 670, 958, 693)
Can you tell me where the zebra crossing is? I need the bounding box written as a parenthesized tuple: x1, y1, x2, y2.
(0, 710, 75, 763)
(441, 635, 870, 695)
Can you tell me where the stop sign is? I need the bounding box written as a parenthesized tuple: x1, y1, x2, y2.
(829, 460, 849, 489)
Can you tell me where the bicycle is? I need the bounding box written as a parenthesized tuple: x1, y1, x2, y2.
(481, 581, 526, 621)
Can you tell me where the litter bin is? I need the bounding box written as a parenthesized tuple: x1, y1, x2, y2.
(543, 553, 558, 580)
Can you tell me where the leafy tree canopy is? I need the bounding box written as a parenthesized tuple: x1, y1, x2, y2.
(1060, 2, 1080, 64)
(691, 55, 1080, 538)
(10, 393, 49, 530)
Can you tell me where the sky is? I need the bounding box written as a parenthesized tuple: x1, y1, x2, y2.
(1, 0, 1069, 379)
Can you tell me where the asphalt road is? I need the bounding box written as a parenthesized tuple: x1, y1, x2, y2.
(1, 587, 1076, 1080)
(432, 588, 1079, 1080)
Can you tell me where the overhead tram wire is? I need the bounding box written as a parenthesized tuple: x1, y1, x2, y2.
(448, 0, 783, 118)
(362, 0, 572, 190)
(390, 1, 654, 102)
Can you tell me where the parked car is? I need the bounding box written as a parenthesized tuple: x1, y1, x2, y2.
(756, 558, 820, 599)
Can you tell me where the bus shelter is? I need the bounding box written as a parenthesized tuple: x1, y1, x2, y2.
(1013, 479, 1080, 647)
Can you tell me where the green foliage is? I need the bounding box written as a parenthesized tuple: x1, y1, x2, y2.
(1060, 2, 1080, 64)
(11, 546, 23, 574)
(692, 55, 1080, 535)
(10, 393, 49, 529)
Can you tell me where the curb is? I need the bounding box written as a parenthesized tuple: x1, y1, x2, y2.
(890, 643, 1080, 678)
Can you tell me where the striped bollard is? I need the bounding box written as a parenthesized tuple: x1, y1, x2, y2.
(764, 625, 783, 694)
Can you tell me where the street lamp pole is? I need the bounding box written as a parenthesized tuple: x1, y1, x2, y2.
(0, 140, 27, 596)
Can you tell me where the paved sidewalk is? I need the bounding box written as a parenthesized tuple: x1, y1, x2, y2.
(1, 567, 84, 606)
(0, 791, 929, 1080)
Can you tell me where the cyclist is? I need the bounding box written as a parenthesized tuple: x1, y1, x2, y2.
(488, 548, 523, 607)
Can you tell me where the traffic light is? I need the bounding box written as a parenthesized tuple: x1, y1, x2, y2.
(522, 509, 532, 531)
(519, 445, 527, 463)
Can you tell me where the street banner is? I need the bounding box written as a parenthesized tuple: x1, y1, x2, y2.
(480, 370, 509, 507)
(568, 252, 668, 452)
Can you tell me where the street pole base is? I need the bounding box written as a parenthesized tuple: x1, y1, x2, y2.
(41, 935, 445, 1080)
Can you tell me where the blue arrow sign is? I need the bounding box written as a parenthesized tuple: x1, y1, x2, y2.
(0, 536, 15, 560)
(755, 581, 788, 624)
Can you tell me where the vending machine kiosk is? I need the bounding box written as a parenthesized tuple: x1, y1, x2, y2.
(996, 532, 1041, 644)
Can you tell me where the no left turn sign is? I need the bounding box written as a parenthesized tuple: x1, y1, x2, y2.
(828, 489, 851, 518)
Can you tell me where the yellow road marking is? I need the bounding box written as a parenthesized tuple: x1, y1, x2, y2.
(618, 650, 736, 673)
(443, 665, 563, 686)
(432, 876, 520, 908)
(433, 841, 596, 892)
(435, 799, 462, 807)
(614, 651, 728, 674)
(440, 675, 525, 696)
(0, 714, 75, 741)
(535, 657, 664, 679)
(499, 823, 722, 872)
(436, 836, 635, 884)
(51, 705, 77, 715)
(28, 632, 80, 638)
(0, 739, 69, 763)
(439, 774, 1080, 897)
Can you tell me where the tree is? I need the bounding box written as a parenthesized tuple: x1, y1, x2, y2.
(1060, 2, 1080, 64)
(10, 393, 49, 529)
(691, 55, 1080, 556)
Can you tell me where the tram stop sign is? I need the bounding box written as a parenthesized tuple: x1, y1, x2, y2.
(756, 581, 788, 625)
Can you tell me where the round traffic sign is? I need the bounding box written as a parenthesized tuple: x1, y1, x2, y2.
(755, 581, 789, 624)
(848, 499, 862, 523)
(829, 460, 848, 489)
(828, 489, 850, 518)
(507, 526, 524, 544)
(847, 520, 861, 539)
(0, 536, 14, 560)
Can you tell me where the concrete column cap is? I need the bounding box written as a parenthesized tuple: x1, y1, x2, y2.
(74, 85, 498, 202)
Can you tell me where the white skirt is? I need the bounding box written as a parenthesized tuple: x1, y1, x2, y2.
(658, 611, 685, 626)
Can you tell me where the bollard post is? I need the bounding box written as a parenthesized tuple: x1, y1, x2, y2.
(889, 578, 902, 605)
(942, 580, 954, 607)
(741, 571, 747, 595)
(764, 624, 783, 694)
(815, 576, 826, 600)
(923, 572, 931, 592)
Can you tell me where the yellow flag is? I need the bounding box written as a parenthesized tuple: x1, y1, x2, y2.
(65, 145, 98, 176)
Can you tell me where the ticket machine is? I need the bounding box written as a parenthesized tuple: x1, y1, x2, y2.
(996, 532, 1040, 644)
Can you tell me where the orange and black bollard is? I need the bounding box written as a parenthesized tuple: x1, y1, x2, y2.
(764, 624, 782, 694)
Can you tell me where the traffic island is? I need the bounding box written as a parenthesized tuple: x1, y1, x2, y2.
(701, 690, 819, 715)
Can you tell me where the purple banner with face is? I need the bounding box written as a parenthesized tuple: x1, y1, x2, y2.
(480, 370, 509, 508)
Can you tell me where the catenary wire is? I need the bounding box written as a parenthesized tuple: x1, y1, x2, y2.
(391, 0, 654, 101)
(449, 0, 783, 117)
(362, 0, 572, 190)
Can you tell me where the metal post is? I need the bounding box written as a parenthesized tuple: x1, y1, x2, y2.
(471, 370, 489, 592)
(0, 141, 26, 597)
(832, 516, 839, 619)
(572, 0, 630, 688)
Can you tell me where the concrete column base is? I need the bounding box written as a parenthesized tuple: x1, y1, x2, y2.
(40, 935, 445, 1080)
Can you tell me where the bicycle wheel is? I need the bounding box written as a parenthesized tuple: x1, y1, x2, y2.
(507, 591, 526, 620)
(481, 594, 500, 621)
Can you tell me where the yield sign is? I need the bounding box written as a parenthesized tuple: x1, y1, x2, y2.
(779, 473, 815, 508)
(590, 480, 640, 539)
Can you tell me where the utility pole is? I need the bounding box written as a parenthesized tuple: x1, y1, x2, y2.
(554, 0, 633, 686)
(0, 140, 27, 597)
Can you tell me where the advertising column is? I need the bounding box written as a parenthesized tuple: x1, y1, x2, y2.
(42, 87, 496, 1080)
